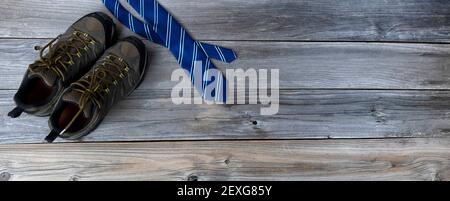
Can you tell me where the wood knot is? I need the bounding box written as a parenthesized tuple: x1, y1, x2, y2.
(370, 106, 387, 124)
(0, 172, 12, 181)
(187, 174, 198, 181)
(432, 172, 442, 181)
(69, 175, 80, 181)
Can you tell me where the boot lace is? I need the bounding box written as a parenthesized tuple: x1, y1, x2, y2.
(60, 54, 132, 134)
(29, 30, 97, 82)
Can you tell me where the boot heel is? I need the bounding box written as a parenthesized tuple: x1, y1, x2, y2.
(8, 107, 24, 118)
(45, 130, 60, 143)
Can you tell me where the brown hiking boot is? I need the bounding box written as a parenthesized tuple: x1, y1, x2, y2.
(46, 37, 148, 142)
(8, 12, 116, 118)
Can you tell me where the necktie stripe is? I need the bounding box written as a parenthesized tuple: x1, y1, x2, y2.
(165, 14, 169, 47)
(129, 14, 132, 31)
(144, 22, 152, 41)
(166, 14, 173, 48)
(215, 46, 226, 62)
(190, 45, 195, 76)
(168, 16, 172, 48)
(190, 45, 198, 83)
(191, 49, 196, 83)
(181, 29, 186, 65)
(129, 14, 134, 32)
(154, 1, 158, 32)
(103, 0, 237, 102)
(178, 28, 184, 64)
(181, 29, 187, 66)
(140, 0, 144, 18)
(197, 42, 209, 58)
(217, 47, 227, 62)
(203, 58, 211, 97)
(114, 0, 119, 17)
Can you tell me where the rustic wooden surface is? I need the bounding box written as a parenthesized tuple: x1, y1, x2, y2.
(0, 138, 449, 181)
(0, 0, 449, 180)
(2, 40, 450, 91)
(1, 0, 450, 42)
(2, 89, 450, 143)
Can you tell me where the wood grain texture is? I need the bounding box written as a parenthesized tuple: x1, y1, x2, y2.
(2, 39, 450, 91)
(1, 0, 450, 42)
(1, 0, 450, 181)
(0, 138, 449, 181)
(2, 89, 450, 144)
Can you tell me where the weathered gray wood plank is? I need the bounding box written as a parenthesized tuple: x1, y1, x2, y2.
(1, 0, 449, 42)
(2, 39, 450, 90)
(2, 89, 450, 144)
(0, 138, 448, 181)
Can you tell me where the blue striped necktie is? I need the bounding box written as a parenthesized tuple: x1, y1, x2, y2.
(102, 0, 237, 102)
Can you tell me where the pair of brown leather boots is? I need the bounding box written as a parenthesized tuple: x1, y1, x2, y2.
(9, 12, 148, 143)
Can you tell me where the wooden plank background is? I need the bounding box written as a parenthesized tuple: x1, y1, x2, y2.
(1, 0, 450, 42)
(1, 138, 449, 181)
(2, 89, 450, 143)
(2, 40, 450, 91)
(0, 0, 450, 180)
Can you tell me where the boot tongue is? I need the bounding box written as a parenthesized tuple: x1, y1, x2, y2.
(61, 90, 94, 118)
(28, 67, 58, 86)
